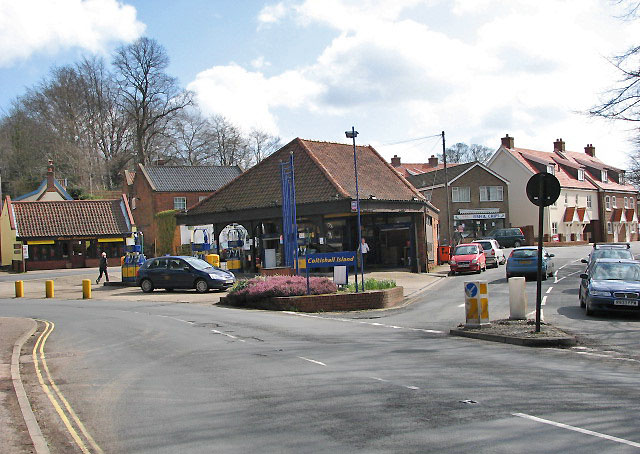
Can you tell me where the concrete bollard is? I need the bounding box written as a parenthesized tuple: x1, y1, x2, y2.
(45, 280, 54, 298)
(82, 279, 91, 299)
(508, 277, 527, 319)
(15, 281, 24, 298)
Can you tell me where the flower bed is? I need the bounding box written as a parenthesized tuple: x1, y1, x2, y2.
(226, 275, 337, 305)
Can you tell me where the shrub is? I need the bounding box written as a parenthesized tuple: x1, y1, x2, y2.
(227, 275, 337, 304)
(340, 278, 396, 293)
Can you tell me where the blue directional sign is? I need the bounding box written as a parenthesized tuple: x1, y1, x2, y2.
(465, 282, 478, 298)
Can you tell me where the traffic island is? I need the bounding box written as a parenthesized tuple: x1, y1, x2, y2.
(449, 319, 577, 347)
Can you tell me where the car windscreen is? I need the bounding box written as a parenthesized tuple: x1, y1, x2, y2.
(474, 242, 492, 250)
(183, 256, 214, 271)
(592, 262, 640, 281)
(511, 249, 537, 258)
(592, 249, 634, 261)
(454, 246, 479, 255)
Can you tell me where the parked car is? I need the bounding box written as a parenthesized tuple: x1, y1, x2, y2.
(485, 228, 526, 248)
(580, 258, 640, 316)
(505, 246, 555, 280)
(472, 239, 505, 268)
(579, 243, 634, 303)
(137, 256, 236, 293)
(449, 243, 486, 275)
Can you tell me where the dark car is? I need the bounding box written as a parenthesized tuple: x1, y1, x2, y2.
(579, 244, 634, 303)
(580, 258, 640, 316)
(137, 256, 236, 293)
(485, 228, 526, 248)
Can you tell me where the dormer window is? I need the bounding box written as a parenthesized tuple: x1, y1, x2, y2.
(578, 169, 585, 181)
(601, 169, 607, 182)
(547, 165, 555, 175)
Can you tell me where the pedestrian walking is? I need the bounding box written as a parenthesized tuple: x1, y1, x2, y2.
(96, 252, 109, 284)
(358, 237, 370, 265)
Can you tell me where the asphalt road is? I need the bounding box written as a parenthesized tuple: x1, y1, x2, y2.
(3, 244, 640, 453)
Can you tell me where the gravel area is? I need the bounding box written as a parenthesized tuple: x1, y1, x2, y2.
(455, 318, 574, 339)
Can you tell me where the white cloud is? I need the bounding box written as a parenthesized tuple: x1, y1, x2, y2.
(257, 2, 287, 25)
(0, 0, 145, 67)
(190, 0, 640, 168)
(251, 56, 271, 69)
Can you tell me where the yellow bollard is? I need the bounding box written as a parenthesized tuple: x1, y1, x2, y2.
(82, 279, 91, 299)
(45, 280, 54, 298)
(15, 280, 24, 298)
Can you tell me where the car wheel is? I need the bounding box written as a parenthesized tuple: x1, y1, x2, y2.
(579, 292, 585, 308)
(513, 240, 522, 248)
(195, 279, 209, 293)
(506, 272, 511, 279)
(140, 279, 154, 293)
(585, 300, 594, 316)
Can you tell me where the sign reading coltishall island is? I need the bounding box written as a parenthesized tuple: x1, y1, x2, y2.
(305, 252, 357, 294)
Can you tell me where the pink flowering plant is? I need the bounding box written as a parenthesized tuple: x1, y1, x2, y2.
(227, 275, 337, 304)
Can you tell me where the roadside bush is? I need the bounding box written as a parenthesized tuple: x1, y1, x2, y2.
(340, 278, 396, 293)
(227, 275, 337, 304)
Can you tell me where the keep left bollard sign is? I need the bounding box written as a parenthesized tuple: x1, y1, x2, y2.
(464, 281, 490, 328)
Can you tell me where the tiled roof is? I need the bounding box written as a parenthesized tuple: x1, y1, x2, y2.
(563, 207, 576, 222)
(188, 138, 424, 215)
(577, 207, 587, 222)
(405, 162, 476, 189)
(124, 170, 136, 186)
(393, 163, 455, 177)
(610, 208, 624, 222)
(12, 199, 132, 238)
(625, 209, 636, 222)
(140, 165, 243, 192)
(13, 178, 73, 201)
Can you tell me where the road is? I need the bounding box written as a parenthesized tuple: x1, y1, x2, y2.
(2, 244, 640, 453)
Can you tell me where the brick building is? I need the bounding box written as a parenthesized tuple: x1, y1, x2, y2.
(403, 158, 510, 245)
(124, 164, 242, 256)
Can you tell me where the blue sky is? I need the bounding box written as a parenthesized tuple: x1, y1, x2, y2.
(1, 0, 638, 168)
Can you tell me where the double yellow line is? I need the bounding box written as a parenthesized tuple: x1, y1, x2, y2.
(33, 320, 104, 454)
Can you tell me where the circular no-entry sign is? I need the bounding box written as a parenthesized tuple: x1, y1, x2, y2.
(526, 172, 561, 207)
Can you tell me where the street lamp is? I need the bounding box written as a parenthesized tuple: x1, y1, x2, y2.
(346, 126, 365, 293)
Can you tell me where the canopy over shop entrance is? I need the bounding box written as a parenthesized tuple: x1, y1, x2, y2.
(178, 138, 439, 273)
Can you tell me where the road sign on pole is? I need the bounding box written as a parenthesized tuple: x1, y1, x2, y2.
(525, 172, 561, 333)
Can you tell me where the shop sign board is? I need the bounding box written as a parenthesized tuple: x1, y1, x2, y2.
(22, 245, 29, 259)
(453, 213, 505, 220)
(306, 252, 356, 269)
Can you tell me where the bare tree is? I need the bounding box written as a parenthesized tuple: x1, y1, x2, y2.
(113, 37, 192, 165)
(442, 142, 469, 163)
(167, 109, 215, 165)
(209, 115, 250, 167)
(468, 144, 492, 163)
(247, 129, 281, 165)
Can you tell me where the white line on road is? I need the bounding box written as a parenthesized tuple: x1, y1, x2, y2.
(546, 287, 553, 294)
(297, 356, 326, 366)
(513, 413, 640, 448)
(457, 303, 465, 308)
(541, 296, 547, 306)
(367, 376, 419, 390)
(555, 270, 583, 283)
(282, 312, 443, 334)
(211, 329, 246, 342)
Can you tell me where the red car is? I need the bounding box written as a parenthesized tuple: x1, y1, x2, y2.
(449, 243, 487, 275)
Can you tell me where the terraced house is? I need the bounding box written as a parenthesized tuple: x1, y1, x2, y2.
(488, 135, 639, 243)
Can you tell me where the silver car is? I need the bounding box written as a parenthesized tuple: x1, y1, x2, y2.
(472, 239, 505, 268)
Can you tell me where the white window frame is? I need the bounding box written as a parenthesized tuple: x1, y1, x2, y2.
(631, 197, 635, 207)
(602, 169, 608, 182)
(605, 196, 611, 211)
(578, 169, 585, 181)
(612, 196, 617, 208)
(547, 165, 555, 175)
(607, 222, 613, 234)
(173, 197, 187, 210)
(479, 186, 503, 202)
(551, 222, 558, 235)
(131, 197, 136, 210)
(564, 193, 568, 205)
(587, 195, 592, 208)
(451, 186, 470, 203)
(575, 194, 579, 206)
(625, 197, 629, 209)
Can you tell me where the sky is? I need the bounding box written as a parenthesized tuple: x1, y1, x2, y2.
(1, 0, 639, 169)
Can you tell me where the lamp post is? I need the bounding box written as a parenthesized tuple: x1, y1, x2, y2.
(346, 126, 365, 292)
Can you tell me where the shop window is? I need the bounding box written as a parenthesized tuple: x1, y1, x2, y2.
(452, 187, 470, 202)
(587, 195, 592, 208)
(174, 197, 187, 210)
(479, 186, 503, 202)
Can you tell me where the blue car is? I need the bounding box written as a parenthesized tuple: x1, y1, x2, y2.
(137, 256, 236, 293)
(580, 258, 640, 316)
(505, 246, 555, 280)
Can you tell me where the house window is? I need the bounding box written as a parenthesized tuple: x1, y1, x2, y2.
(173, 197, 187, 210)
(587, 195, 592, 208)
(578, 169, 585, 181)
(479, 186, 503, 202)
(625, 197, 629, 209)
(131, 197, 136, 210)
(575, 194, 579, 206)
(547, 165, 555, 175)
(564, 193, 568, 205)
(607, 222, 613, 234)
(612, 196, 617, 208)
(551, 222, 558, 235)
(631, 197, 635, 207)
(605, 196, 611, 210)
(632, 223, 637, 234)
(602, 169, 607, 182)
(452, 186, 470, 202)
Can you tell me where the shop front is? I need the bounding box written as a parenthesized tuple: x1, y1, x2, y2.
(453, 209, 506, 242)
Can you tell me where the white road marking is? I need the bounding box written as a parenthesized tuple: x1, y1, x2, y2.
(458, 303, 466, 308)
(369, 377, 389, 382)
(513, 413, 640, 448)
(541, 296, 547, 306)
(282, 312, 443, 334)
(297, 356, 326, 366)
(211, 329, 245, 342)
(546, 287, 553, 294)
(554, 270, 583, 283)
(405, 386, 420, 390)
(156, 315, 194, 324)
(367, 376, 419, 390)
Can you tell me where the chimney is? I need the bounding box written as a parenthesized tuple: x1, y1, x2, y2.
(554, 138, 565, 152)
(46, 160, 55, 192)
(501, 134, 514, 149)
(391, 155, 401, 167)
(584, 144, 595, 157)
(428, 155, 439, 167)
(154, 159, 167, 166)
